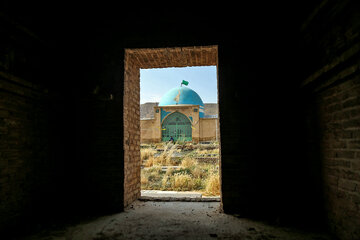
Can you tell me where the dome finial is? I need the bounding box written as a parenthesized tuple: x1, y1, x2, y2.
(181, 80, 189, 87)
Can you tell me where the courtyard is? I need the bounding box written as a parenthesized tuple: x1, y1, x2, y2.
(140, 141, 220, 197)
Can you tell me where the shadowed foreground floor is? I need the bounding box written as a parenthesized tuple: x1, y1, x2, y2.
(22, 201, 335, 240)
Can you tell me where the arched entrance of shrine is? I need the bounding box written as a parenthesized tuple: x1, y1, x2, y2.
(161, 112, 192, 142)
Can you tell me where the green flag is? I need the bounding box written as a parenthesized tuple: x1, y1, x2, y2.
(181, 80, 189, 86)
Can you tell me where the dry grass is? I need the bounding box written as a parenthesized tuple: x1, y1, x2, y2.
(181, 157, 197, 168)
(161, 170, 203, 191)
(196, 148, 219, 155)
(141, 148, 157, 161)
(205, 173, 220, 195)
(141, 141, 220, 195)
(154, 143, 178, 166)
(150, 154, 176, 166)
(197, 142, 219, 150)
(141, 174, 149, 185)
(144, 156, 154, 167)
(142, 143, 178, 167)
(192, 166, 206, 179)
(141, 166, 163, 190)
(173, 173, 194, 190)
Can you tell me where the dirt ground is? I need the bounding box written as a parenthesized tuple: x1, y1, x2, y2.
(22, 201, 335, 240)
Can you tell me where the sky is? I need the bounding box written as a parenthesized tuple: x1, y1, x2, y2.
(140, 66, 218, 104)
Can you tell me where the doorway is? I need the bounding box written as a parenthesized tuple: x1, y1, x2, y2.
(123, 46, 220, 206)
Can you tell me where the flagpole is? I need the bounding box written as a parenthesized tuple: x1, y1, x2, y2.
(181, 80, 189, 87)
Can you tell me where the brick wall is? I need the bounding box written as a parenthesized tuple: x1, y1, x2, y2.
(315, 77, 360, 240)
(0, 13, 127, 234)
(301, 1, 360, 239)
(124, 51, 141, 206)
(0, 71, 48, 233)
(304, 75, 360, 240)
(0, 17, 50, 233)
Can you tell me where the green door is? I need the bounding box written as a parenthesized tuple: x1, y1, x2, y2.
(162, 112, 192, 142)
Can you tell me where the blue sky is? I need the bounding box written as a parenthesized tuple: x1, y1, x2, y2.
(140, 66, 218, 104)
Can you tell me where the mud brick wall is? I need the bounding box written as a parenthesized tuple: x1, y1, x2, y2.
(0, 13, 127, 234)
(0, 14, 52, 234)
(0, 41, 49, 234)
(301, 1, 360, 239)
(315, 77, 360, 240)
(124, 51, 141, 206)
(304, 76, 360, 240)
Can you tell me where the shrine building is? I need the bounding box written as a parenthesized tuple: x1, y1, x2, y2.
(140, 82, 219, 143)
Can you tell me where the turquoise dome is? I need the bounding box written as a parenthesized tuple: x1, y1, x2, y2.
(159, 86, 205, 117)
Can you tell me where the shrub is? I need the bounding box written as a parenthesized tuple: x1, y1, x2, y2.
(173, 173, 194, 191)
(192, 178, 204, 190)
(141, 166, 164, 190)
(181, 157, 197, 168)
(141, 148, 157, 161)
(192, 165, 207, 179)
(205, 173, 220, 195)
(149, 143, 178, 166)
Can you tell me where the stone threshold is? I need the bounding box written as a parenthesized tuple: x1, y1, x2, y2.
(140, 190, 220, 202)
(139, 196, 220, 202)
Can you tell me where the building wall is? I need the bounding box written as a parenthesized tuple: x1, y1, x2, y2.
(140, 102, 159, 119)
(140, 105, 220, 143)
(140, 102, 218, 119)
(200, 118, 219, 142)
(140, 118, 157, 143)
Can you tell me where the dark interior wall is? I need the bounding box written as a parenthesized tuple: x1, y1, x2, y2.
(218, 20, 325, 226)
(0, 4, 126, 236)
(300, 1, 360, 239)
(0, 16, 52, 234)
(1, 1, 358, 239)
